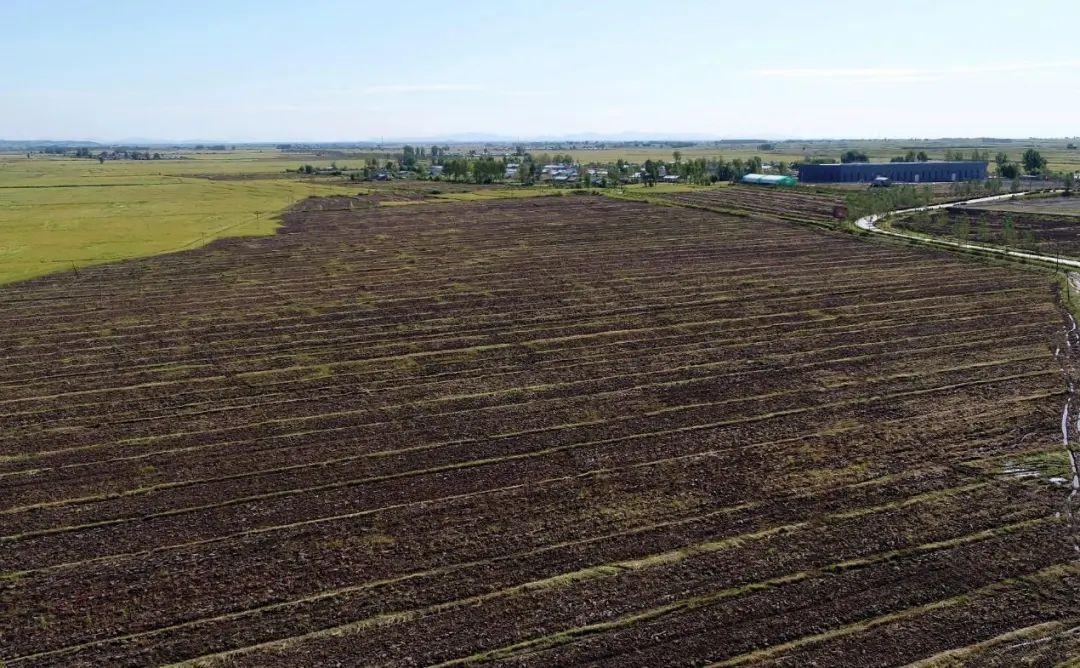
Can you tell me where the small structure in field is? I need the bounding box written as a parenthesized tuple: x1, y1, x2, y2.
(741, 173, 797, 186)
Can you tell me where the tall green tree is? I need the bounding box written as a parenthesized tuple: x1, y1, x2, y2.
(643, 160, 659, 186)
(840, 150, 868, 163)
(1002, 216, 1016, 244)
(999, 162, 1020, 179)
(1021, 149, 1047, 174)
(952, 217, 970, 241)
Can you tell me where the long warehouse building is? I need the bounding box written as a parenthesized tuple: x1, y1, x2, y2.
(798, 160, 988, 184)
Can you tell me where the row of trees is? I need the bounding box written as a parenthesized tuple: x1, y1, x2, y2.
(425, 157, 517, 184)
(63, 147, 163, 161)
(838, 148, 1006, 164)
(395, 145, 576, 170)
(937, 212, 1038, 248)
(877, 148, 1053, 177)
(116, 151, 162, 160)
(845, 185, 935, 220)
(906, 210, 1034, 248)
(885, 149, 991, 163)
(942, 149, 991, 161)
(405, 153, 781, 187)
(889, 151, 930, 162)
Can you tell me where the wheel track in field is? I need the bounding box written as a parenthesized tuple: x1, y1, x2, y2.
(1055, 310, 1080, 555)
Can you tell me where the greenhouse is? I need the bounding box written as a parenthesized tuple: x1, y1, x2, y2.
(741, 173, 797, 186)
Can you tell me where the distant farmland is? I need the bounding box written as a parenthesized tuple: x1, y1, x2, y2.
(1, 195, 1078, 665)
(0, 152, 361, 284)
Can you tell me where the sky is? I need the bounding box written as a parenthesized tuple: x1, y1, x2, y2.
(2, 0, 1078, 142)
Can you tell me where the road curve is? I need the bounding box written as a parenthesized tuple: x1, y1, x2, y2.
(854, 190, 1080, 269)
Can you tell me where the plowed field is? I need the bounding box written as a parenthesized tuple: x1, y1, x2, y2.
(658, 185, 843, 222)
(1, 195, 1077, 666)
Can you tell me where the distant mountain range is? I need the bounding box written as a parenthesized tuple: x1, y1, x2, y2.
(0, 139, 104, 149)
(0, 133, 753, 148)
(2, 136, 1074, 149)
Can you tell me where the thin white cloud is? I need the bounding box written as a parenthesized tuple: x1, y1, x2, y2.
(755, 61, 1080, 83)
(361, 83, 484, 94)
(502, 89, 553, 98)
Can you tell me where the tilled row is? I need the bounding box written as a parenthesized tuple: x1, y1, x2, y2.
(4, 471, 1058, 665)
(507, 527, 1075, 668)
(0, 295, 1055, 461)
(0, 282, 1045, 418)
(2, 456, 964, 655)
(0, 327, 1050, 508)
(659, 185, 843, 221)
(156, 496, 1069, 668)
(0, 261, 1043, 400)
(0, 360, 1056, 542)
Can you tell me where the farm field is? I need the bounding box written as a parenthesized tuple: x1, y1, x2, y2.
(652, 184, 844, 222)
(895, 200, 1080, 259)
(3, 142, 1069, 288)
(0, 150, 388, 183)
(0, 153, 542, 285)
(1, 193, 1078, 665)
(649, 182, 1050, 228)
(968, 195, 1080, 217)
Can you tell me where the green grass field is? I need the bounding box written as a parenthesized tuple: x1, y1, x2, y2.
(0, 153, 357, 284)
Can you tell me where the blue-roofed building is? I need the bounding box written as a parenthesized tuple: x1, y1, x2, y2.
(797, 161, 988, 184)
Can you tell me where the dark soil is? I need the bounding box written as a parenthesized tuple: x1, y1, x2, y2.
(0, 194, 1074, 666)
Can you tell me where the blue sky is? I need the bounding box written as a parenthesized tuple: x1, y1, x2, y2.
(2, 0, 1078, 141)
